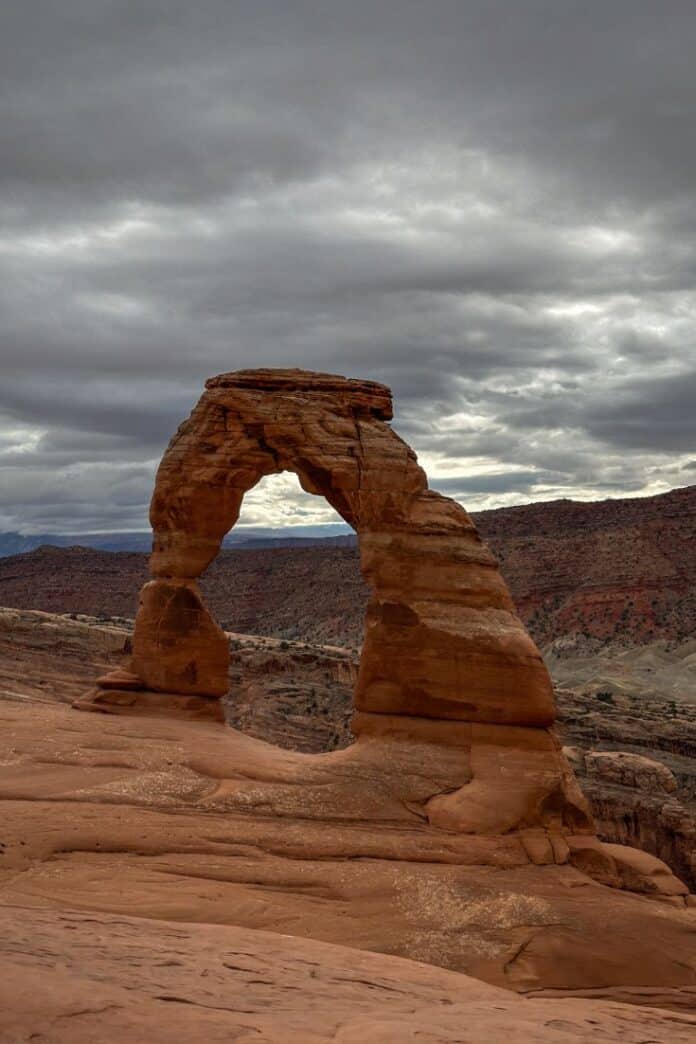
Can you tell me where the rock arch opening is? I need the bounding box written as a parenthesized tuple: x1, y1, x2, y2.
(233, 469, 352, 538)
(206, 470, 363, 652)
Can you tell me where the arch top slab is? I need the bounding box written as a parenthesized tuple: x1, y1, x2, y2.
(149, 368, 422, 580)
(205, 368, 393, 420)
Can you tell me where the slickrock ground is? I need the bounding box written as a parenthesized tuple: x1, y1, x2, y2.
(0, 608, 355, 752)
(2, 610, 696, 1028)
(3, 907, 696, 1044)
(2, 611, 696, 1043)
(2, 693, 696, 1010)
(0, 359, 693, 1043)
(0, 606, 133, 705)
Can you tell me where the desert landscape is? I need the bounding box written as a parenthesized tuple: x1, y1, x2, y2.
(1, 369, 695, 1042)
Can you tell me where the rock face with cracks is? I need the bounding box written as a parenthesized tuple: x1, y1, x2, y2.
(2, 695, 696, 1017)
(80, 369, 690, 866)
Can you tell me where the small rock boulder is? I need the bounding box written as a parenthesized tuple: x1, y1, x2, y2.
(584, 751, 677, 794)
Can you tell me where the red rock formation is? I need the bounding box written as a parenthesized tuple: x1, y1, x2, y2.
(76, 368, 691, 908)
(3, 483, 693, 651)
(130, 579, 229, 698)
(3, 695, 696, 1008)
(93, 368, 554, 727)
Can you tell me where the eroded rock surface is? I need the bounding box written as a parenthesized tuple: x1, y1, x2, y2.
(4, 907, 696, 1043)
(556, 680, 696, 890)
(585, 751, 678, 794)
(2, 610, 696, 1017)
(72, 369, 694, 897)
(2, 696, 696, 1012)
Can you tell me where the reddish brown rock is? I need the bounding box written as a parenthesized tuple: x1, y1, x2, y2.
(585, 751, 679, 794)
(2, 697, 696, 1011)
(474, 486, 696, 647)
(95, 368, 554, 729)
(79, 368, 693, 871)
(73, 687, 225, 722)
(129, 579, 229, 697)
(3, 906, 696, 1044)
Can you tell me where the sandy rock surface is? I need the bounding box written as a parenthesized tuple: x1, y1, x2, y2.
(1, 696, 696, 1015)
(3, 905, 696, 1043)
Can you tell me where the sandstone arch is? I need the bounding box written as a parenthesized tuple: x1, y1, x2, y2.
(78, 368, 696, 913)
(100, 368, 555, 729)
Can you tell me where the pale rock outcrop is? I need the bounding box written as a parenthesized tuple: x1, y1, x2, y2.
(585, 750, 678, 794)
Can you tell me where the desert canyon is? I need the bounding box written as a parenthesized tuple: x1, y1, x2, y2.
(1, 369, 695, 1042)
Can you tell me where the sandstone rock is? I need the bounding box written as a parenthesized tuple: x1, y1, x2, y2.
(567, 835, 623, 888)
(3, 697, 696, 1010)
(78, 368, 692, 877)
(557, 684, 696, 891)
(475, 485, 696, 647)
(568, 836, 689, 899)
(95, 667, 142, 690)
(602, 842, 689, 897)
(0, 607, 131, 707)
(107, 368, 555, 727)
(130, 579, 229, 697)
(3, 907, 696, 1044)
(3, 483, 695, 651)
(562, 744, 585, 771)
(73, 687, 225, 722)
(585, 750, 678, 794)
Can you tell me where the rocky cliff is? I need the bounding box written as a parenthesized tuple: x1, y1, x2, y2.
(477, 485, 696, 647)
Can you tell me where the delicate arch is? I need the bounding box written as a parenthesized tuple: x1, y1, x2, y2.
(102, 369, 555, 729)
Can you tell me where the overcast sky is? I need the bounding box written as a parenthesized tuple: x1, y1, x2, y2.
(1, 1, 695, 533)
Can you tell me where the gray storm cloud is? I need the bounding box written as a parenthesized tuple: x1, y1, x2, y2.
(1, 1, 694, 532)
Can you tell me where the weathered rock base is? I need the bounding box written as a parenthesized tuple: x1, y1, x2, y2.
(73, 688, 225, 722)
(2, 698, 694, 1012)
(57, 368, 696, 1007)
(75, 660, 226, 721)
